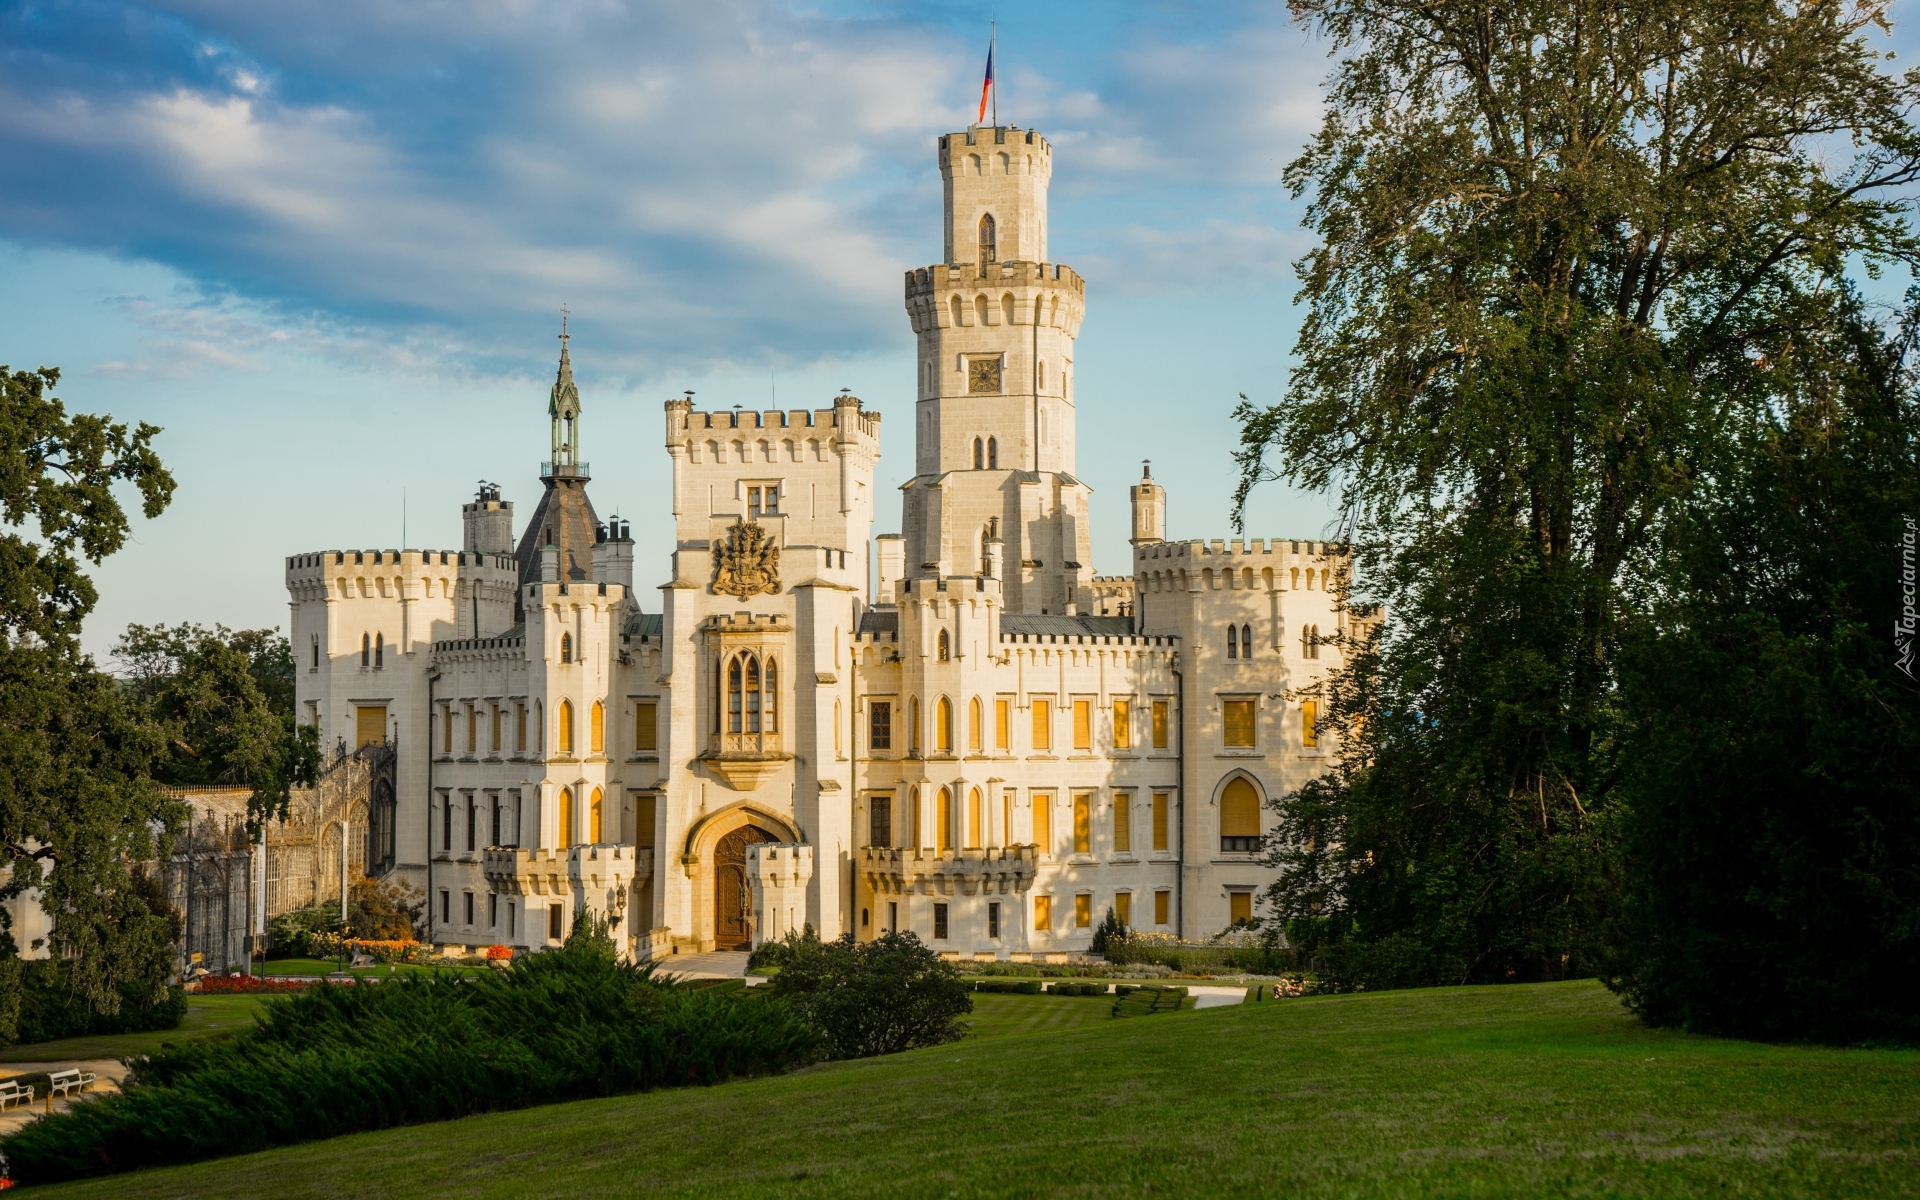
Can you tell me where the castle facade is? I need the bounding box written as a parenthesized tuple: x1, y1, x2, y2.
(285, 125, 1359, 960)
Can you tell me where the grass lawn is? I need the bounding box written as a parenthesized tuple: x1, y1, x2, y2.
(38, 979, 1920, 1198)
(0, 996, 267, 1064)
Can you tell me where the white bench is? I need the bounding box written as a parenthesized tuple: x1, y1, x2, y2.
(0, 1079, 33, 1110)
(47, 1069, 95, 1098)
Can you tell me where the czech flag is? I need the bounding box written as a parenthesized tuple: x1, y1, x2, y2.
(977, 37, 995, 126)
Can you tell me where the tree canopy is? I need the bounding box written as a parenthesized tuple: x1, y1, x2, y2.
(1238, 0, 1920, 1019)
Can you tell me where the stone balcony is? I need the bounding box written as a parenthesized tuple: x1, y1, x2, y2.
(861, 845, 1037, 898)
(482, 844, 653, 899)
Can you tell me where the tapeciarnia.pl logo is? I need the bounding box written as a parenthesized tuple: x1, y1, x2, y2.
(1900, 516, 1917, 681)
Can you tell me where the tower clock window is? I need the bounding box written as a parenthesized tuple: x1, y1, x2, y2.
(969, 356, 1002, 394)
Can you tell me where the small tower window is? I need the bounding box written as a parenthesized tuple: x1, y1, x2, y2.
(374, 631, 384, 668)
(978, 213, 996, 271)
(560, 632, 572, 663)
(1227, 625, 1238, 660)
(310, 636, 319, 669)
(938, 628, 952, 661)
(987, 437, 998, 469)
(1242, 624, 1254, 657)
(973, 438, 984, 470)
(360, 633, 370, 667)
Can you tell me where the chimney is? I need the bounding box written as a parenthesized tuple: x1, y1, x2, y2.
(593, 518, 635, 592)
(983, 536, 1003, 580)
(875, 534, 905, 606)
(539, 544, 560, 583)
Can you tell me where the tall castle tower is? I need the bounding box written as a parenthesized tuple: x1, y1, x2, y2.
(901, 126, 1090, 614)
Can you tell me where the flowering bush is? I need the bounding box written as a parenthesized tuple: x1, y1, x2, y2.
(483, 945, 513, 961)
(308, 934, 424, 964)
(189, 976, 315, 995)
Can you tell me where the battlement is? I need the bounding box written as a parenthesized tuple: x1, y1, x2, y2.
(702, 612, 793, 633)
(1133, 538, 1350, 564)
(665, 396, 881, 444)
(905, 260, 1084, 297)
(940, 125, 1051, 157)
(999, 630, 1173, 649)
(431, 632, 526, 657)
(288, 549, 517, 573)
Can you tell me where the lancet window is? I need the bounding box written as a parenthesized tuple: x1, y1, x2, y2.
(725, 651, 778, 735)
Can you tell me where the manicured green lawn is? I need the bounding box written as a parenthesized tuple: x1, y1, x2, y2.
(39, 980, 1920, 1198)
(0, 996, 267, 1064)
(962, 990, 1122, 1039)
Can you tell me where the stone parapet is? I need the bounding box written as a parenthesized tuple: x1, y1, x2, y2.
(861, 845, 1036, 898)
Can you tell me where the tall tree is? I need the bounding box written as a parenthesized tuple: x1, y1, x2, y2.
(0, 366, 180, 1021)
(114, 624, 318, 828)
(1608, 293, 1920, 1042)
(1239, 1, 1920, 985)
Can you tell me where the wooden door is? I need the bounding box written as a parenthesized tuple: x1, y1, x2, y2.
(713, 824, 777, 950)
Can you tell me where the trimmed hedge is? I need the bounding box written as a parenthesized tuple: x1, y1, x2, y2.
(1046, 981, 1107, 997)
(0, 941, 821, 1185)
(972, 979, 1043, 995)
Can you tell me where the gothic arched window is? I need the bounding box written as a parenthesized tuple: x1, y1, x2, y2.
(973, 438, 984, 470)
(1242, 624, 1254, 657)
(978, 213, 996, 270)
(987, 437, 998, 469)
(589, 787, 604, 843)
(765, 657, 778, 733)
(938, 628, 951, 661)
(936, 696, 953, 753)
(361, 633, 370, 667)
(558, 700, 574, 754)
(374, 631, 384, 668)
(560, 632, 573, 663)
(728, 655, 744, 733)
(969, 696, 984, 752)
(559, 787, 575, 848)
(1227, 625, 1239, 659)
(589, 701, 604, 754)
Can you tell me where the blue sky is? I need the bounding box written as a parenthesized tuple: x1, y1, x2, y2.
(3, 1, 1913, 660)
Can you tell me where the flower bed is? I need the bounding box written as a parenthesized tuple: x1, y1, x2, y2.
(188, 975, 318, 995)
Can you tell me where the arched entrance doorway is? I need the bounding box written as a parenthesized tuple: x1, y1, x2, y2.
(714, 824, 779, 950)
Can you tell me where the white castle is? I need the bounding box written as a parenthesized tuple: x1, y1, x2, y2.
(285, 124, 1361, 960)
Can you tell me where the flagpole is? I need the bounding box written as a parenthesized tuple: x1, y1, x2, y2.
(990, 21, 998, 127)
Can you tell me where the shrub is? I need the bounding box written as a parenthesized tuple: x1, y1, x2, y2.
(267, 904, 340, 960)
(971, 979, 1042, 995)
(0, 937, 822, 1184)
(769, 930, 971, 1059)
(1089, 907, 1127, 956)
(1047, 981, 1106, 997)
(10, 960, 185, 1045)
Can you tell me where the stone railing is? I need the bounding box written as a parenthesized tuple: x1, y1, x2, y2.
(860, 844, 1036, 898)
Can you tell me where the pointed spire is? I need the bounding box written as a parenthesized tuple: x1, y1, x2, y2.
(549, 308, 581, 468)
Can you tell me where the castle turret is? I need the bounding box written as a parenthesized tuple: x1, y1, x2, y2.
(514, 319, 601, 595)
(901, 126, 1090, 615)
(1130, 461, 1165, 546)
(463, 482, 514, 555)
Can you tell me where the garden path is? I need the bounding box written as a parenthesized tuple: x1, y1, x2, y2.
(0, 1059, 128, 1137)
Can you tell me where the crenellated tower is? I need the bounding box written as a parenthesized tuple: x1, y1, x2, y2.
(900, 125, 1090, 614)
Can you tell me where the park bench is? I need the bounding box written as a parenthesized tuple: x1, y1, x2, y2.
(0, 1079, 33, 1109)
(48, 1069, 95, 1098)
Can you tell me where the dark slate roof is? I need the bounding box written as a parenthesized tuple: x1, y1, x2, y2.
(858, 609, 899, 637)
(999, 614, 1135, 639)
(624, 612, 663, 638)
(513, 473, 601, 591)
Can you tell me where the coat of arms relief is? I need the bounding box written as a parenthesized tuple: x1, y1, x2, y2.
(712, 518, 780, 599)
